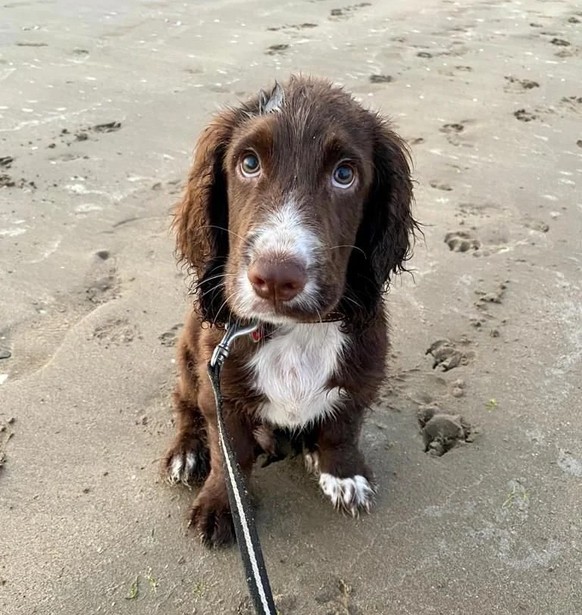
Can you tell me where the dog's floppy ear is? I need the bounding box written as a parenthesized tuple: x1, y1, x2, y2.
(365, 120, 416, 283)
(173, 109, 237, 321)
(173, 110, 238, 271)
(341, 119, 416, 323)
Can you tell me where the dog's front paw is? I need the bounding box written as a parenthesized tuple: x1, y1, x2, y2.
(190, 492, 235, 547)
(319, 473, 376, 517)
(163, 438, 209, 485)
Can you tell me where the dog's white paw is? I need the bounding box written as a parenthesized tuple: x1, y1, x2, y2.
(319, 473, 375, 516)
(166, 451, 199, 485)
(164, 436, 210, 486)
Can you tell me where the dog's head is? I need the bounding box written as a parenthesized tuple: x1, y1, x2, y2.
(174, 76, 416, 327)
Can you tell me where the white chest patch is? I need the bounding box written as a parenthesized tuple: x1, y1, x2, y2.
(248, 323, 348, 429)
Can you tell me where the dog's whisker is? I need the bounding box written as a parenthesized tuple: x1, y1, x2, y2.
(211, 288, 239, 327)
(195, 273, 237, 300)
(340, 292, 365, 312)
(204, 224, 248, 243)
(326, 244, 367, 258)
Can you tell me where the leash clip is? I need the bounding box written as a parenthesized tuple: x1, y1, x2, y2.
(210, 320, 259, 369)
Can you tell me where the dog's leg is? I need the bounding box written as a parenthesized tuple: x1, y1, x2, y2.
(307, 409, 376, 516)
(163, 387, 210, 485)
(190, 392, 258, 547)
(163, 323, 211, 485)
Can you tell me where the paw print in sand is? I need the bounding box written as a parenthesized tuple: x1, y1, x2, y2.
(444, 230, 481, 253)
(426, 339, 472, 372)
(417, 405, 473, 456)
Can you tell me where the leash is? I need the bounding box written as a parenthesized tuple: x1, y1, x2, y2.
(208, 320, 277, 615)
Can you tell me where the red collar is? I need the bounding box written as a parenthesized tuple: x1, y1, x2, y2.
(248, 311, 345, 343)
(250, 324, 273, 343)
(211, 312, 345, 342)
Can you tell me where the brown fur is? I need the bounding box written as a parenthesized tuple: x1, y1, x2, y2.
(163, 75, 416, 546)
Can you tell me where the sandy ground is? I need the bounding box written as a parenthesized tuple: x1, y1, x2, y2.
(1, 0, 581, 613)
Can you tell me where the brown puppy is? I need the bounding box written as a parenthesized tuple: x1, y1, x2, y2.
(164, 75, 416, 547)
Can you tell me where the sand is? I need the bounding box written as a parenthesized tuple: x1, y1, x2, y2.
(1, 0, 581, 613)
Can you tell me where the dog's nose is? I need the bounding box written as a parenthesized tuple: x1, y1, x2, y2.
(248, 259, 307, 302)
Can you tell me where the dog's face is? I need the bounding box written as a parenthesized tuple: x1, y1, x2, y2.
(175, 76, 415, 326)
(223, 84, 376, 324)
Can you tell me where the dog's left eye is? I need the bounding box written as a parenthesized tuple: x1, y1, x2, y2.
(332, 163, 356, 188)
(240, 153, 261, 177)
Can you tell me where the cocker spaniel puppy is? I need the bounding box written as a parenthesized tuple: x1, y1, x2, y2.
(164, 75, 416, 546)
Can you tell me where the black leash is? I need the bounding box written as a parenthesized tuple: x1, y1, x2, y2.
(208, 321, 277, 615)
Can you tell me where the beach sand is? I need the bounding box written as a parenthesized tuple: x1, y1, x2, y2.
(1, 0, 581, 612)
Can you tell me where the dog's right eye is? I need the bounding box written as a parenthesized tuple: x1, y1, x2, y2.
(332, 161, 356, 189)
(240, 153, 261, 177)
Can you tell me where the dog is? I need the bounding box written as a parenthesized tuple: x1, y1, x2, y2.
(163, 75, 416, 546)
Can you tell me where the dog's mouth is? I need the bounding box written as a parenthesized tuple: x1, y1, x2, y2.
(229, 276, 342, 326)
(235, 297, 327, 325)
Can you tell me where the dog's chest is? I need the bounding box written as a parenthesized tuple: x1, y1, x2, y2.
(248, 323, 347, 428)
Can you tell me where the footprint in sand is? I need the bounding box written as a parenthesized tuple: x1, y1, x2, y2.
(444, 230, 481, 253)
(474, 281, 509, 309)
(440, 122, 464, 133)
(85, 250, 121, 305)
(554, 48, 578, 59)
(440, 121, 473, 147)
(547, 35, 579, 59)
(430, 180, 453, 191)
(504, 76, 540, 93)
(369, 74, 393, 84)
(47, 152, 90, 163)
(415, 39, 469, 60)
(559, 96, 582, 115)
(159, 324, 182, 347)
(417, 405, 473, 456)
(59, 121, 122, 145)
(426, 338, 474, 372)
(150, 178, 182, 195)
(314, 575, 361, 614)
(265, 43, 289, 55)
(524, 218, 550, 233)
(514, 109, 538, 122)
(92, 317, 141, 348)
(0, 174, 37, 190)
(91, 122, 122, 133)
(329, 3, 371, 20)
(1, 155, 36, 188)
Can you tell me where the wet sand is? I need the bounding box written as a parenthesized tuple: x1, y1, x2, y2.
(1, 0, 581, 613)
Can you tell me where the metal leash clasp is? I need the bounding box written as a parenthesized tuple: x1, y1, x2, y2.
(210, 320, 260, 369)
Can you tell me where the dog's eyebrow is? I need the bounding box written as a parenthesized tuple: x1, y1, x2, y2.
(322, 135, 363, 165)
(230, 123, 274, 159)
